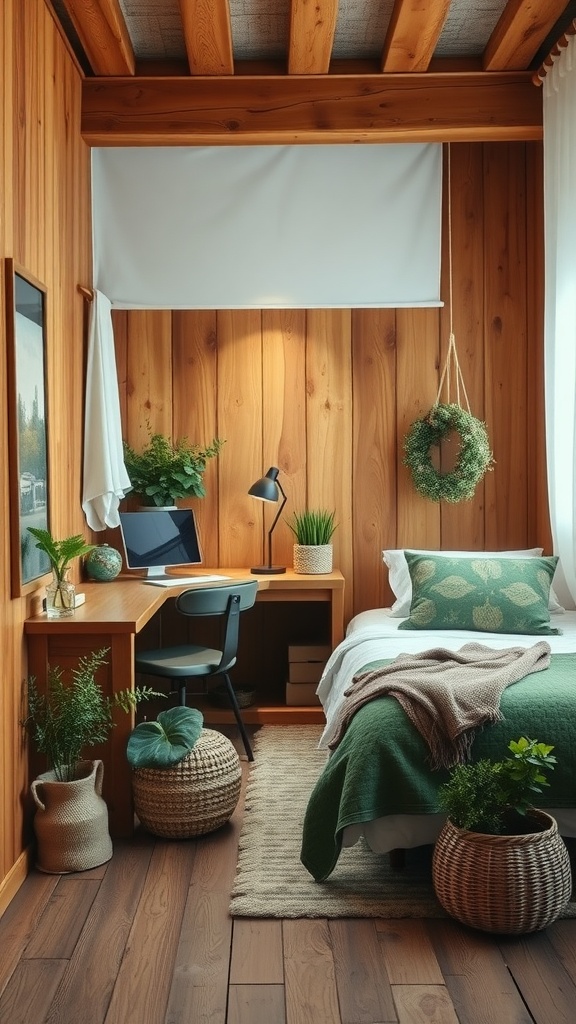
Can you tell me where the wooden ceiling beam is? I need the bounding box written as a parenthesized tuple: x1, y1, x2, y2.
(382, 0, 452, 72)
(60, 0, 135, 76)
(178, 0, 234, 75)
(483, 0, 571, 70)
(288, 0, 339, 74)
(81, 71, 542, 145)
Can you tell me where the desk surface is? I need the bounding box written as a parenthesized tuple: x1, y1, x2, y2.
(24, 568, 345, 636)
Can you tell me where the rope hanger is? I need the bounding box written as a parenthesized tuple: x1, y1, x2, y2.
(434, 143, 471, 414)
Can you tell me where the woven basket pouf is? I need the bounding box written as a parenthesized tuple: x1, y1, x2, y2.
(132, 728, 242, 838)
(432, 810, 572, 934)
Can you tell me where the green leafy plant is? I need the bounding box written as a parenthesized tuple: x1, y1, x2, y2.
(437, 737, 557, 835)
(27, 527, 95, 582)
(126, 706, 204, 769)
(286, 509, 337, 545)
(123, 430, 224, 507)
(24, 648, 163, 782)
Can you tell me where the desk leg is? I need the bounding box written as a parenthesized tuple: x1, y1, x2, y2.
(331, 587, 345, 648)
(106, 633, 136, 838)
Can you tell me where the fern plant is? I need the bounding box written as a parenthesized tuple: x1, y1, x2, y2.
(24, 648, 163, 781)
(286, 509, 337, 545)
(123, 430, 224, 507)
(437, 737, 557, 835)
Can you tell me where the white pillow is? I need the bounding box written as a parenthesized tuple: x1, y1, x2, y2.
(382, 548, 564, 616)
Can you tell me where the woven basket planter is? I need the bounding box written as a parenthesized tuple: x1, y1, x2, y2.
(31, 759, 113, 874)
(432, 809, 572, 934)
(293, 544, 333, 574)
(132, 728, 241, 838)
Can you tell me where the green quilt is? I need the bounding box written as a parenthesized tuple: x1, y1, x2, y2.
(300, 653, 576, 881)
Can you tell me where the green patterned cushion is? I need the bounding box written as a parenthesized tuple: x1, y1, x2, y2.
(399, 553, 560, 636)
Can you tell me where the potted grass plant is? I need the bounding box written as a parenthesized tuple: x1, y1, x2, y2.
(122, 430, 224, 508)
(432, 737, 572, 934)
(24, 647, 161, 873)
(286, 508, 337, 574)
(126, 706, 241, 838)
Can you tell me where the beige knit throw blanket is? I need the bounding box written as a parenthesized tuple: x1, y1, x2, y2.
(328, 641, 552, 768)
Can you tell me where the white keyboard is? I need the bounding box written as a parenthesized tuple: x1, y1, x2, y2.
(144, 574, 231, 588)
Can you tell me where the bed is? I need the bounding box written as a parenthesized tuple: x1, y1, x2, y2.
(300, 550, 576, 881)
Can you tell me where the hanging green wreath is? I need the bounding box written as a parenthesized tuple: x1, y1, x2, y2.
(403, 403, 494, 503)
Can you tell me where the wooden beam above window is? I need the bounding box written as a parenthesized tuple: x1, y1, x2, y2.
(82, 71, 542, 146)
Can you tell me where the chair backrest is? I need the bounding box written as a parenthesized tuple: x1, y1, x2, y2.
(175, 580, 258, 618)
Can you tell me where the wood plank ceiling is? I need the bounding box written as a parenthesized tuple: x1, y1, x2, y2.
(50, 0, 575, 143)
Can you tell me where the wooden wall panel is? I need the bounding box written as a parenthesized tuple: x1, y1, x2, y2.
(262, 309, 307, 568)
(352, 308, 397, 614)
(217, 310, 263, 567)
(173, 310, 220, 567)
(395, 308, 442, 550)
(0, 0, 91, 905)
(439, 144, 486, 549)
(484, 143, 528, 549)
(305, 310, 354, 624)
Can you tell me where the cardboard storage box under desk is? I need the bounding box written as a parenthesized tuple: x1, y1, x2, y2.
(287, 643, 330, 700)
(286, 682, 321, 706)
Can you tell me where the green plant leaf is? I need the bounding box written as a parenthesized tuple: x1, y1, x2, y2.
(286, 509, 337, 545)
(126, 706, 204, 768)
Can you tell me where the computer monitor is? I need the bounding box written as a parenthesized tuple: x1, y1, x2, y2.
(119, 509, 202, 578)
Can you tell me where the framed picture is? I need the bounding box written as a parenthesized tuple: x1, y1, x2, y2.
(5, 260, 51, 596)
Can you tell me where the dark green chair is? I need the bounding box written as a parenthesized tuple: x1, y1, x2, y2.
(135, 581, 258, 761)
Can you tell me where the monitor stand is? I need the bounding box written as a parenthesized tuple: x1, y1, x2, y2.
(146, 566, 173, 580)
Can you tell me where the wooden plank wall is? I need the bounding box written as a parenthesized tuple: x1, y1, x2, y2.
(113, 141, 551, 630)
(0, 0, 92, 908)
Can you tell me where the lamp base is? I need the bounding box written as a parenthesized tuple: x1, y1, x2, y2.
(250, 566, 287, 575)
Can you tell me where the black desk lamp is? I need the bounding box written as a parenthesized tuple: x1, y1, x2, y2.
(248, 466, 287, 574)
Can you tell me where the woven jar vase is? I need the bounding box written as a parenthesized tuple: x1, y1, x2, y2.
(31, 759, 113, 874)
(293, 544, 333, 574)
(132, 728, 242, 838)
(432, 809, 572, 934)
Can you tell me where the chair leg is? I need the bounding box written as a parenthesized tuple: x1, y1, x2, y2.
(179, 684, 187, 706)
(222, 673, 253, 761)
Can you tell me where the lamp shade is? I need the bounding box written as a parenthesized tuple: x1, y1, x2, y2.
(248, 467, 281, 503)
(248, 467, 287, 574)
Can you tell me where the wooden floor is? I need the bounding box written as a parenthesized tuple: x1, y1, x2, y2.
(2, 738, 576, 1024)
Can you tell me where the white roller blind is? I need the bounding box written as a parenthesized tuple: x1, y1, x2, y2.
(92, 144, 442, 309)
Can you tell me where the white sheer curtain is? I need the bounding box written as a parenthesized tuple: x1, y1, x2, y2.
(543, 34, 576, 608)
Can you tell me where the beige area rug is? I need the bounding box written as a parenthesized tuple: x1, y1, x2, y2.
(229, 725, 444, 918)
(230, 725, 576, 920)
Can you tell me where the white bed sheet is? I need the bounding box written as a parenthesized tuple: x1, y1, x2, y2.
(318, 608, 576, 748)
(315, 608, 576, 854)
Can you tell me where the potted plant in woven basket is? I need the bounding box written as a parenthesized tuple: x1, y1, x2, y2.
(126, 706, 241, 838)
(24, 648, 161, 873)
(287, 508, 337, 574)
(432, 737, 572, 934)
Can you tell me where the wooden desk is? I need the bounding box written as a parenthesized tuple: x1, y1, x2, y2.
(25, 568, 344, 836)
